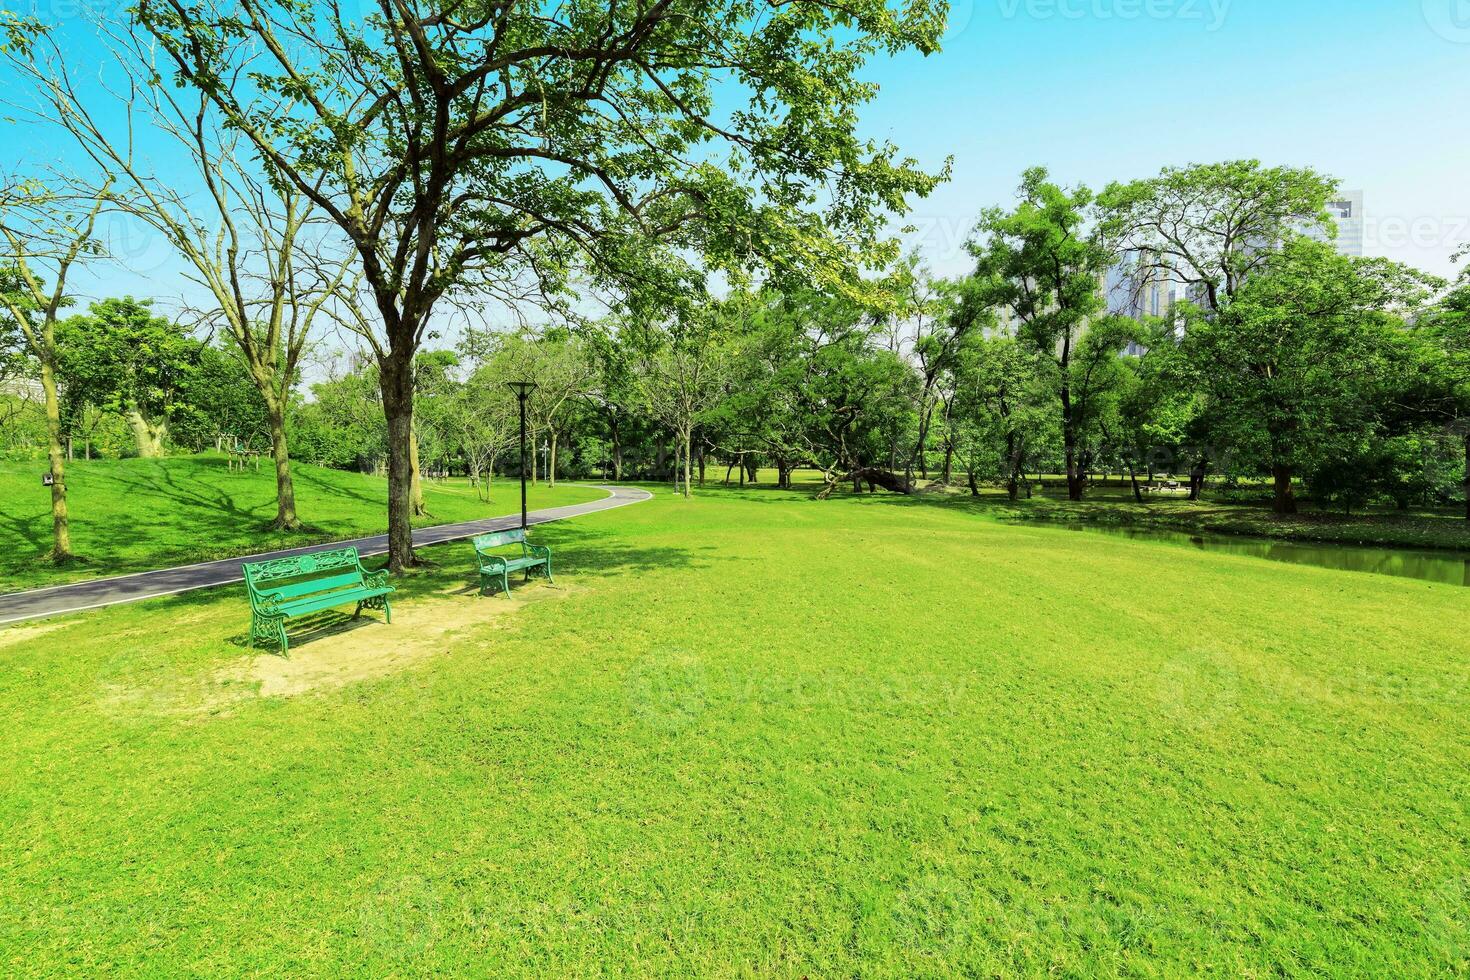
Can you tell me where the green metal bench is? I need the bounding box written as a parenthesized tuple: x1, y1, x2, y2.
(242, 546, 393, 654)
(473, 528, 553, 596)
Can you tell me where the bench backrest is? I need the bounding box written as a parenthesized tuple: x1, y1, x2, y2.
(472, 528, 528, 553)
(243, 547, 366, 600)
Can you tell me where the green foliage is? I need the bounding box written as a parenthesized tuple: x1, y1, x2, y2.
(56, 297, 203, 442)
(965, 168, 1140, 497)
(1099, 159, 1340, 308)
(1180, 238, 1439, 507)
(168, 345, 272, 451)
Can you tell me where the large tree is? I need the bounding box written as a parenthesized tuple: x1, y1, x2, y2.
(0, 179, 109, 560)
(3, 15, 350, 528)
(1181, 237, 1437, 514)
(1419, 258, 1470, 519)
(135, 0, 946, 570)
(967, 168, 1136, 501)
(1098, 160, 1339, 313)
(634, 313, 738, 499)
(58, 297, 203, 457)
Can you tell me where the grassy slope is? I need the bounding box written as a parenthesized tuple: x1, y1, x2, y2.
(0, 454, 604, 590)
(1, 485, 1466, 976)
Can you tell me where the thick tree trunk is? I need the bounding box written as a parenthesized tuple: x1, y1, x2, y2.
(1060, 385, 1083, 501)
(816, 467, 912, 500)
(608, 415, 623, 481)
(40, 358, 72, 559)
(380, 353, 418, 572)
(126, 408, 167, 458)
(967, 467, 980, 497)
(1189, 456, 1207, 501)
(1272, 463, 1298, 515)
(914, 403, 934, 479)
(265, 400, 301, 529)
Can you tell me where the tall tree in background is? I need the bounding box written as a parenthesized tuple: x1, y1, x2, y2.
(522, 332, 597, 489)
(136, 0, 947, 570)
(967, 168, 1130, 500)
(58, 297, 203, 457)
(0, 179, 108, 560)
(1097, 160, 1340, 492)
(3, 15, 349, 528)
(635, 314, 738, 498)
(1098, 160, 1338, 312)
(1420, 252, 1470, 519)
(1181, 238, 1437, 514)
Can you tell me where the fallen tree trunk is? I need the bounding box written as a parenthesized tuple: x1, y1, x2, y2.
(816, 467, 913, 500)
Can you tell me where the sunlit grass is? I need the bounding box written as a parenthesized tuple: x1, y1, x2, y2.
(1, 483, 1466, 974)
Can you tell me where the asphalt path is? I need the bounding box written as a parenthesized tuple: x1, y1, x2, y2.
(0, 485, 652, 626)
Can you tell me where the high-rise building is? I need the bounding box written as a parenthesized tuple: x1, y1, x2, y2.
(1304, 190, 1364, 257)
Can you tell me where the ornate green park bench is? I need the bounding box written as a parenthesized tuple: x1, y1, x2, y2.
(472, 528, 553, 596)
(242, 547, 393, 654)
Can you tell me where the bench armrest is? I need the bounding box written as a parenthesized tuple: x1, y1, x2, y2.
(251, 591, 285, 617)
(477, 553, 508, 572)
(361, 568, 390, 590)
(527, 543, 551, 558)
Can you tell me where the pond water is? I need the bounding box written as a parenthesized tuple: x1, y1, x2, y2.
(1050, 523, 1470, 587)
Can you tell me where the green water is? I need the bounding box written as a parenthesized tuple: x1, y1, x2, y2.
(1053, 523, 1470, 587)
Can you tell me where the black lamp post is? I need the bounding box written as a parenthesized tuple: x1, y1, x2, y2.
(506, 381, 536, 530)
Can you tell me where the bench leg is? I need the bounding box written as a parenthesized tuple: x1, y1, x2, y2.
(250, 614, 288, 655)
(361, 594, 392, 624)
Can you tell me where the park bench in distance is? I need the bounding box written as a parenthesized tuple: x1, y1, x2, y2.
(472, 529, 553, 597)
(242, 547, 393, 654)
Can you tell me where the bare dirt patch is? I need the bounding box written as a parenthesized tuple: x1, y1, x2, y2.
(0, 620, 70, 650)
(106, 580, 573, 717)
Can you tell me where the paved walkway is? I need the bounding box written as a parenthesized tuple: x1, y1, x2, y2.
(0, 485, 652, 626)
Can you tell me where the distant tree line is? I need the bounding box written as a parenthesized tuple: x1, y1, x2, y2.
(0, 0, 1465, 572)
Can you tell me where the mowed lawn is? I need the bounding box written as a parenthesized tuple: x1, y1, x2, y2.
(1, 485, 1467, 976)
(0, 455, 604, 590)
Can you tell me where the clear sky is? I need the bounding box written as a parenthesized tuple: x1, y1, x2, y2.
(8, 0, 1470, 310)
(863, 0, 1470, 280)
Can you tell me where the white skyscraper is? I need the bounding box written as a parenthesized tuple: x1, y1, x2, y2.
(1304, 190, 1364, 257)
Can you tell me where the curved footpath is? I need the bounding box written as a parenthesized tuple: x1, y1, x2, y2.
(0, 485, 653, 626)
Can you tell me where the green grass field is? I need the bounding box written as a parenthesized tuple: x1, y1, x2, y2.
(0, 454, 604, 590)
(2, 482, 1466, 975)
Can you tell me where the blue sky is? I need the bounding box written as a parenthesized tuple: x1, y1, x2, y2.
(863, 0, 1470, 278)
(7, 0, 1469, 311)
